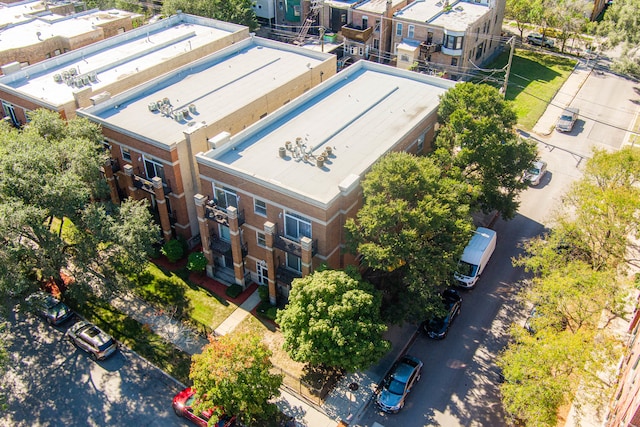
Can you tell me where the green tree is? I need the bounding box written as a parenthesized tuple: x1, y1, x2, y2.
(0, 110, 160, 301)
(276, 270, 390, 372)
(190, 332, 282, 425)
(344, 152, 472, 322)
(162, 0, 258, 30)
(598, 0, 640, 77)
(434, 82, 538, 220)
(555, 0, 591, 53)
(506, 0, 540, 40)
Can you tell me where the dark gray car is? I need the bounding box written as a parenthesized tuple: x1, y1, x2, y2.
(26, 291, 74, 325)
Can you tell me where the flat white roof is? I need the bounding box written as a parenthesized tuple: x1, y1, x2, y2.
(394, 0, 489, 31)
(356, 0, 407, 14)
(79, 36, 335, 149)
(0, 9, 141, 51)
(0, 0, 47, 27)
(0, 13, 246, 107)
(197, 61, 455, 207)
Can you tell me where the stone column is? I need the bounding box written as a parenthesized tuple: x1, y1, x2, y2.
(194, 194, 214, 278)
(103, 159, 120, 205)
(226, 206, 245, 289)
(152, 177, 172, 243)
(264, 221, 277, 305)
(122, 164, 138, 199)
(301, 236, 313, 277)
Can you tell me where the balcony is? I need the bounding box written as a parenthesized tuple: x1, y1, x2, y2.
(209, 233, 232, 256)
(341, 24, 373, 42)
(276, 265, 302, 286)
(420, 40, 442, 56)
(273, 233, 318, 257)
(204, 202, 246, 227)
(133, 173, 172, 194)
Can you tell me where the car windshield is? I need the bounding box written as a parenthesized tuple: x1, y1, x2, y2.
(387, 378, 406, 395)
(560, 113, 573, 121)
(528, 166, 541, 174)
(456, 261, 478, 277)
(98, 339, 115, 352)
(428, 317, 445, 331)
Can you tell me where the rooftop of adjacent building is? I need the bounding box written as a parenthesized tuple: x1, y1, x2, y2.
(394, 0, 491, 31)
(0, 7, 142, 51)
(355, 0, 409, 15)
(197, 61, 455, 207)
(0, 13, 247, 107)
(0, 0, 52, 27)
(79, 35, 336, 149)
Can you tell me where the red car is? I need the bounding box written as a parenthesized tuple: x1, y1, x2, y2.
(172, 387, 236, 427)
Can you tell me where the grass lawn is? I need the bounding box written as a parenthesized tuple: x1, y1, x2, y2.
(475, 49, 577, 130)
(131, 263, 238, 333)
(69, 296, 192, 384)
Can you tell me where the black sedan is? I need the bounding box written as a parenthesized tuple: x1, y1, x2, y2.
(423, 289, 462, 339)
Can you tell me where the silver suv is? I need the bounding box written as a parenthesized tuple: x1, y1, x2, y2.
(66, 321, 118, 360)
(527, 33, 554, 48)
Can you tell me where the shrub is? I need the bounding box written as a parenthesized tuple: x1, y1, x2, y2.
(161, 239, 184, 263)
(257, 301, 278, 321)
(187, 252, 207, 273)
(226, 284, 243, 298)
(258, 285, 269, 302)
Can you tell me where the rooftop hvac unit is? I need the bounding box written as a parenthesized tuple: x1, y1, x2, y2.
(188, 104, 196, 114)
(162, 97, 170, 105)
(75, 78, 83, 88)
(182, 109, 189, 118)
(175, 111, 184, 122)
(148, 102, 158, 112)
(88, 72, 97, 82)
(53, 74, 62, 82)
(69, 68, 78, 76)
(82, 75, 90, 85)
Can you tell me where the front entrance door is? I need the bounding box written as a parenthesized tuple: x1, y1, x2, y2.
(257, 261, 268, 285)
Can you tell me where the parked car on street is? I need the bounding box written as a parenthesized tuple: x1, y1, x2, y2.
(556, 107, 579, 132)
(423, 289, 462, 339)
(522, 160, 548, 186)
(25, 291, 73, 325)
(172, 387, 237, 427)
(376, 355, 423, 413)
(66, 320, 118, 360)
(527, 32, 555, 48)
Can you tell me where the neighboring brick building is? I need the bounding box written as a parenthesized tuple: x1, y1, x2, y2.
(0, 13, 248, 124)
(0, 7, 143, 72)
(194, 60, 454, 301)
(392, 0, 505, 77)
(79, 35, 336, 247)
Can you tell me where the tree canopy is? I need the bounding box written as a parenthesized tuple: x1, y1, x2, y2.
(190, 332, 282, 425)
(0, 109, 159, 301)
(499, 148, 638, 425)
(598, 0, 640, 77)
(433, 82, 538, 220)
(162, 0, 258, 30)
(345, 152, 472, 322)
(276, 269, 390, 372)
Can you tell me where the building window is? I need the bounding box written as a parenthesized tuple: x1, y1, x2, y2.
(284, 211, 311, 241)
(374, 38, 379, 49)
(2, 101, 18, 126)
(254, 199, 267, 216)
(362, 16, 368, 28)
(408, 25, 414, 39)
(286, 253, 302, 272)
(102, 139, 111, 152)
(416, 133, 425, 152)
(359, 46, 363, 56)
(54, 49, 61, 56)
(122, 147, 131, 161)
(257, 232, 266, 247)
(294, 5, 300, 15)
(374, 19, 380, 33)
(445, 35, 463, 50)
(400, 54, 409, 62)
(451, 57, 458, 66)
(45, 53, 51, 59)
(144, 157, 165, 183)
(214, 186, 238, 210)
(396, 23, 402, 37)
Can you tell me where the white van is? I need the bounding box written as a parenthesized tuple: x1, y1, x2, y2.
(454, 227, 497, 289)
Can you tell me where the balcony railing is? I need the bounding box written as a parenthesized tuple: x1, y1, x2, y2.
(133, 174, 172, 194)
(204, 202, 246, 227)
(276, 265, 302, 286)
(273, 233, 318, 257)
(209, 233, 232, 255)
(341, 24, 373, 42)
(420, 40, 442, 56)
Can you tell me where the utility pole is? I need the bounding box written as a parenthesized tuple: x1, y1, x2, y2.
(501, 36, 515, 97)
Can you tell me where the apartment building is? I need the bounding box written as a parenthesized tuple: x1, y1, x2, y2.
(0, 6, 143, 72)
(0, 13, 249, 124)
(341, 0, 411, 64)
(392, 0, 505, 77)
(78, 35, 336, 246)
(194, 60, 454, 302)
